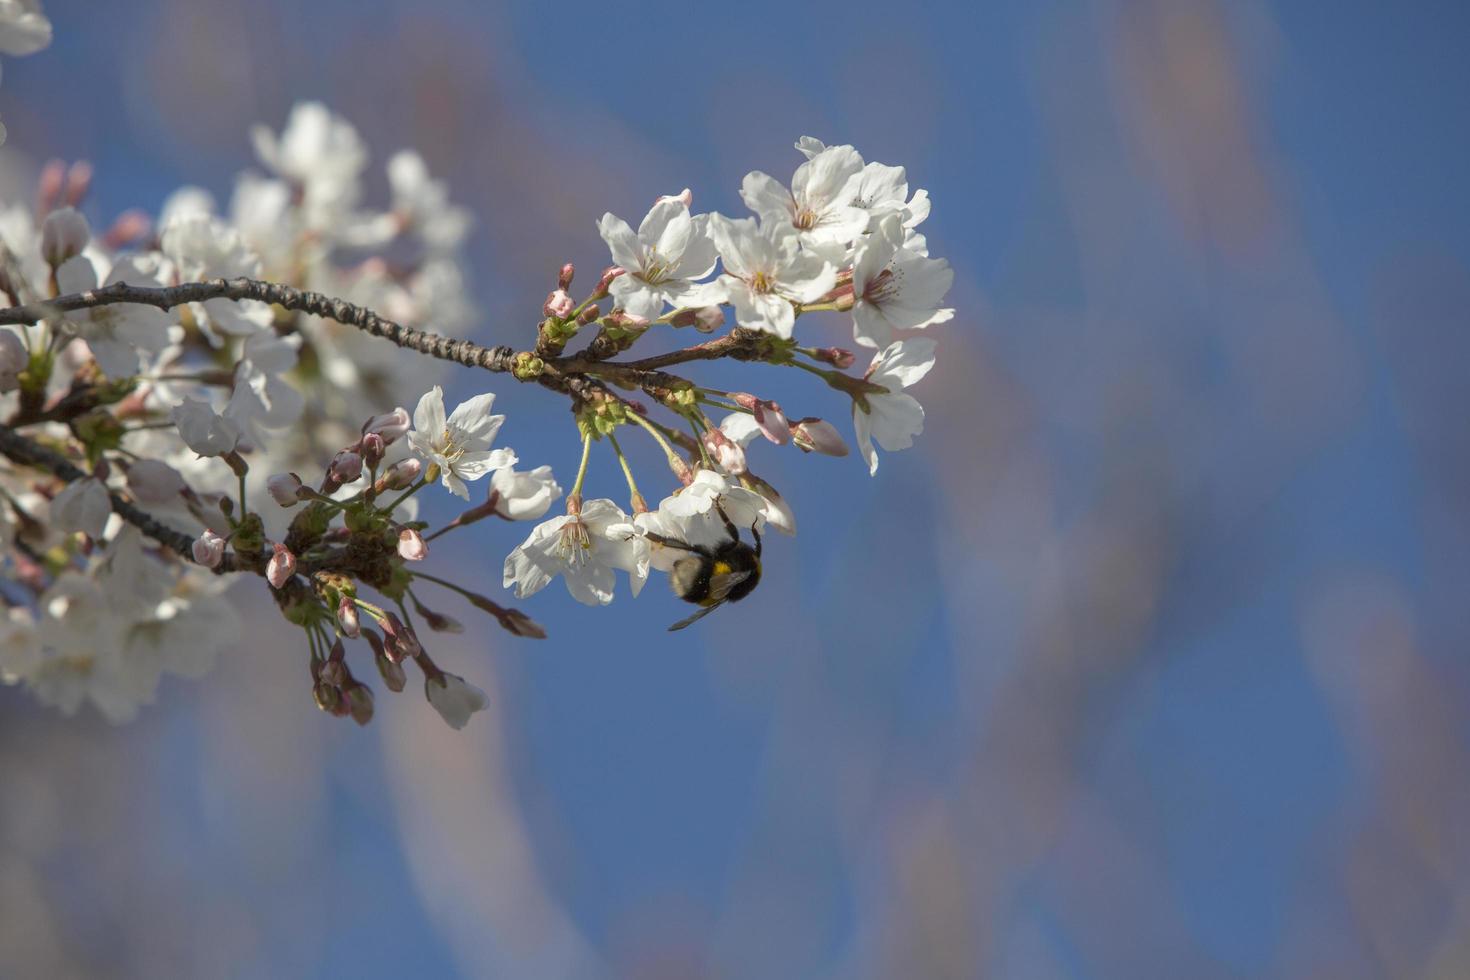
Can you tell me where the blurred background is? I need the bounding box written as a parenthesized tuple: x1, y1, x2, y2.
(4, 0, 1470, 976)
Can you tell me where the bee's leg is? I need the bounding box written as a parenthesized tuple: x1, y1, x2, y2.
(751, 520, 761, 558)
(640, 530, 691, 551)
(714, 500, 740, 542)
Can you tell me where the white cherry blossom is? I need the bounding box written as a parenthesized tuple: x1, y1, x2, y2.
(160, 213, 274, 342)
(503, 498, 647, 605)
(54, 252, 173, 377)
(853, 338, 937, 475)
(251, 102, 367, 230)
(0, 0, 51, 56)
(224, 329, 305, 435)
(598, 197, 723, 319)
(170, 394, 242, 457)
(741, 143, 869, 250)
(490, 464, 562, 521)
(386, 150, 471, 254)
(707, 215, 836, 338)
(407, 386, 517, 499)
(850, 214, 954, 348)
(425, 672, 489, 730)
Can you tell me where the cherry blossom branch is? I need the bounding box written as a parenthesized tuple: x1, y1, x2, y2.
(0, 420, 243, 571)
(0, 277, 519, 373)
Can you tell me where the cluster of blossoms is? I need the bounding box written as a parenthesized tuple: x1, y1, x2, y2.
(0, 9, 953, 729)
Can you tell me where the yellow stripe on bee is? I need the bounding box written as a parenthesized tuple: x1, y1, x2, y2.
(712, 560, 732, 576)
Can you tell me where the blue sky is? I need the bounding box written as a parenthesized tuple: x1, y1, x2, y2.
(4, 1, 1469, 977)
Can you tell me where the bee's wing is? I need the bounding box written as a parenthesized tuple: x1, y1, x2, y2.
(706, 568, 752, 603)
(668, 603, 723, 631)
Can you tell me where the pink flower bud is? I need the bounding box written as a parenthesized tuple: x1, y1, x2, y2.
(266, 543, 297, 588)
(362, 407, 411, 444)
(321, 658, 347, 688)
(372, 635, 407, 692)
(358, 432, 386, 469)
(38, 159, 65, 216)
(593, 265, 625, 298)
(543, 288, 575, 319)
(576, 303, 601, 326)
(337, 595, 360, 638)
(101, 209, 152, 250)
(329, 450, 363, 485)
(376, 457, 422, 492)
(64, 161, 93, 207)
(790, 418, 849, 456)
(702, 428, 747, 475)
(397, 527, 428, 561)
(192, 529, 225, 568)
(558, 262, 575, 290)
(380, 612, 421, 663)
(669, 306, 724, 333)
(41, 207, 90, 268)
(810, 346, 855, 369)
(126, 459, 187, 504)
(266, 472, 304, 507)
(753, 400, 791, 445)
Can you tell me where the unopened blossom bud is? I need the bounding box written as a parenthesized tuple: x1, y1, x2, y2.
(41, 207, 90, 268)
(313, 680, 342, 714)
(374, 643, 407, 693)
(754, 401, 790, 445)
(345, 685, 375, 726)
(0, 330, 25, 393)
(397, 527, 428, 561)
(266, 543, 297, 588)
(64, 161, 93, 207)
(415, 601, 463, 634)
(557, 262, 575, 290)
(192, 529, 226, 568)
(605, 309, 649, 331)
(329, 450, 363, 486)
(337, 595, 360, 638)
(543, 288, 574, 319)
(321, 659, 347, 688)
(377, 457, 421, 492)
(497, 608, 547, 639)
(575, 303, 600, 326)
(126, 459, 186, 504)
(101, 209, 152, 249)
(702, 428, 747, 475)
(38, 160, 65, 215)
(669, 305, 724, 333)
(812, 346, 856, 369)
(266, 472, 305, 507)
(380, 612, 421, 663)
(791, 418, 849, 456)
(358, 432, 386, 469)
(425, 672, 490, 730)
(362, 407, 411, 444)
(593, 265, 624, 298)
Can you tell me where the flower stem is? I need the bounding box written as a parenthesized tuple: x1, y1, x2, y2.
(382, 478, 426, 514)
(625, 409, 682, 467)
(569, 430, 593, 500)
(606, 430, 645, 510)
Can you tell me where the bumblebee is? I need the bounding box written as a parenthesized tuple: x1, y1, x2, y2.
(645, 501, 762, 631)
